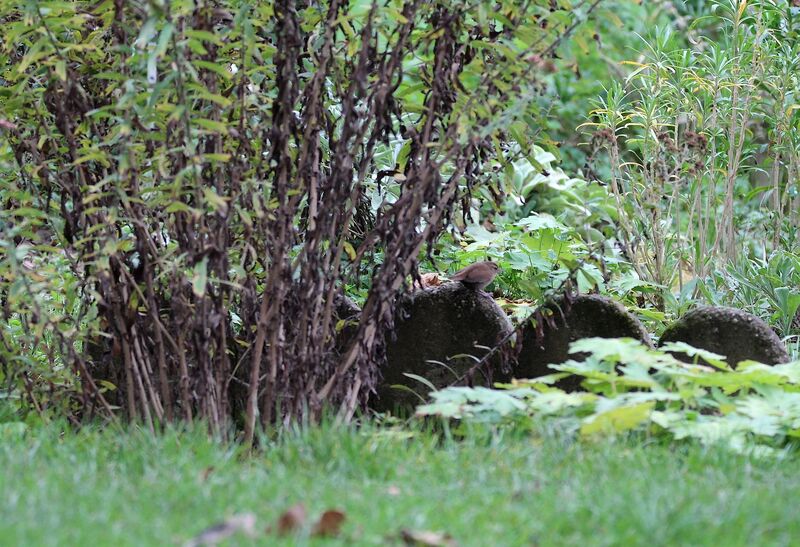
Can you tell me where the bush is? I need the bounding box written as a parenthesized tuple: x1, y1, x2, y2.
(0, 0, 610, 439)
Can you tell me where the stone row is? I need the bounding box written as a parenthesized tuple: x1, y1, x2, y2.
(368, 283, 789, 413)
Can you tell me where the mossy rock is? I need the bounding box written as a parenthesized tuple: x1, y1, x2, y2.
(659, 306, 788, 366)
(515, 294, 652, 390)
(374, 283, 513, 414)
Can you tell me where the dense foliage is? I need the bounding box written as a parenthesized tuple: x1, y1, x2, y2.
(415, 0, 800, 452)
(586, 0, 800, 299)
(6, 3, 800, 543)
(0, 0, 616, 437)
(1, 0, 799, 449)
(419, 337, 800, 454)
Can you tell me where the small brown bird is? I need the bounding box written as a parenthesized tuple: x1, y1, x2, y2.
(449, 260, 500, 291)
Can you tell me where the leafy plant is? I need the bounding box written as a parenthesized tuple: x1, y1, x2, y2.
(418, 337, 800, 453)
(584, 0, 800, 306)
(420, 144, 628, 305)
(0, 0, 613, 438)
(722, 251, 800, 337)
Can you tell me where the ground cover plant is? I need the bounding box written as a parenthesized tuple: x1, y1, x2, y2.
(419, 337, 800, 454)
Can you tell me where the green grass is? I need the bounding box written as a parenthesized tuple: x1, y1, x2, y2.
(2, 421, 800, 546)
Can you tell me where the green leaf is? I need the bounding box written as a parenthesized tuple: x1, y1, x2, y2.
(192, 258, 208, 298)
(391, 384, 427, 404)
(568, 338, 665, 367)
(659, 342, 730, 370)
(402, 373, 437, 392)
(154, 23, 174, 58)
(193, 60, 234, 80)
(54, 59, 66, 81)
(135, 17, 158, 49)
(517, 213, 564, 231)
(165, 201, 196, 214)
(194, 118, 229, 133)
(774, 287, 800, 320)
(185, 29, 223, 45)
(203, 187, 228, 214)
(580, 401, 654, 436)
(201, 153, 231, 163)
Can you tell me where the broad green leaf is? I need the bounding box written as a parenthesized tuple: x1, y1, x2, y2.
(193, 60, 234, 80)
(659, 342, 730, 370)
(580, 401, 654, 435)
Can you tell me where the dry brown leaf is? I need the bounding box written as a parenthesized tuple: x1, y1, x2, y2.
(184, 513, 256, 547)
(311, 509, 346, 537)
(275, 503, 307, 536)
(420, 273, 442, 288)
(400, 529, 458, 547)
(413, 272, 443, 290)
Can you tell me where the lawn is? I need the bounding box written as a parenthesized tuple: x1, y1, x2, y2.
(2, 422, 799, 546)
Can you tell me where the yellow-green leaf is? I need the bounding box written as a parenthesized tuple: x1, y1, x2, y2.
(201, 153, 231, 163)
(194, 118, 229, 133)
(343, 241, 357, 261)
(185, 29, 223, 45)
(203, 187, 229, 214)
(193, 60, 233, 80)
(54, 59, 66, 81)
(580, 402, 654, 436)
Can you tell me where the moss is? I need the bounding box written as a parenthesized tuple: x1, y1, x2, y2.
(659, 306, 789, 366)
(515, 294, 652, 390)
(374, 283, 512, 413)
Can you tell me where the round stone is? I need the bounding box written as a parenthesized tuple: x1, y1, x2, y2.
(515, 294, 652, 390)
(374, 282, 513, 413)
(659, 305, 789, 366)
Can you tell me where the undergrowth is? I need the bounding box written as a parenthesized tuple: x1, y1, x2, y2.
(419, 338, 800, 455)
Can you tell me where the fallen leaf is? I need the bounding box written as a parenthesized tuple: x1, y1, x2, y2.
(414, 272, 443, 290)
(311, 509, 346, 537)
(184, 513, 256, 547)
(421, 273, 442, 288)
(400, 529, 458, 546)
(275, 503, 306, 536)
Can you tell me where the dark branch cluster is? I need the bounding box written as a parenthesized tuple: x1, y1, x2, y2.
(0, 0, 596, 437)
